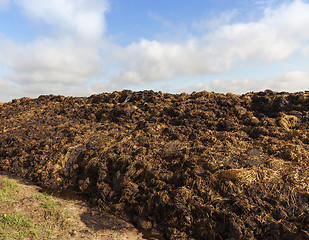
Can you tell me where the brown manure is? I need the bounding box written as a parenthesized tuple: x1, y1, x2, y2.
(1, 90, 309, 239)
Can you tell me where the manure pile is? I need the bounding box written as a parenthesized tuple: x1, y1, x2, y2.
(1, 90, 309, 239)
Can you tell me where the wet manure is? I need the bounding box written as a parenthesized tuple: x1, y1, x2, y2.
(1, 90, 309, 239)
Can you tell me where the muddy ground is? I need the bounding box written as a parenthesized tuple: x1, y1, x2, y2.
(0, 90, 309, 239)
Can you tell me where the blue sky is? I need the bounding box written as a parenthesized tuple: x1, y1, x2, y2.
(106, 0, 267, 45)
(0, 0, 309, 101)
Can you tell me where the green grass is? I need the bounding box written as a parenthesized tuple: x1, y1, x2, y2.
(31, 192, 70, 230)
(0, 212, 37, 240)
(0, 175, 103, 239)
(32, 192, 59, 209)
(2, 178, 18, 190)
(0, 212, 34, 228)
(0, 179, 70, 239)
(0, 177, 20, 204)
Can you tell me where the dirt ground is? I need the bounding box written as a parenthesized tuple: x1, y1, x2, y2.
(0, 173, 149, 239)
(1, 90, 309, 239)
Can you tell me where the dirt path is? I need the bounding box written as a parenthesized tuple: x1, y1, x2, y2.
(0, 173, 147, 240)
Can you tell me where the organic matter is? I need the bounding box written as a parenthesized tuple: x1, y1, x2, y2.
(1, 90, 309, 239)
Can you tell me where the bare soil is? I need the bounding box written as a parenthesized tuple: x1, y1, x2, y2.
(1, 90, 309, 239)
(0, 173, 146, 239)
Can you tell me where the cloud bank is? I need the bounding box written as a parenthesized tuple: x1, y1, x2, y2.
(17, 0, 108, 42)
(114, 0, 309, 85)
(0, 0, 309, 101)
(0, 0, 109, 100)
(184, 71, 309, 94)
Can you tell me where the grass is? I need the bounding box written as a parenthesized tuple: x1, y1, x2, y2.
(31, 192, 70, 232)
(0, 177, 71, 239)
(0, 212, 38, 239)
(0, 212, 34, 228)
(0, 177, 20, 204)
(32, 192, 60, 210)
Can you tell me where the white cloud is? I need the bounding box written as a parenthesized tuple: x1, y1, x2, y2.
(1, 0, 309, 102)
(192, 10, 237, 32)
(0, 80, 21, 102)
(113, 39, 227, 84)
(0, 37, 101, 85)
(114, 0, 309, 85)
(148, 12, 172, 27)
(0, 0, 109, 101)
(16, 0, 108, 43)
(183, 71, 309, 94)
(266, 71, 309, 92)
(303, 45, 309, 56)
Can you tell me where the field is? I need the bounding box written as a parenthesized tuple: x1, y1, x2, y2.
(1, 90, 309, 239)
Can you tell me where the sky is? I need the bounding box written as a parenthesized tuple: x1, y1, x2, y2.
(0, 0, 309, 101)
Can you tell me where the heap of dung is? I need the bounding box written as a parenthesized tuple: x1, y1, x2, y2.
(1, 90, 309, 239)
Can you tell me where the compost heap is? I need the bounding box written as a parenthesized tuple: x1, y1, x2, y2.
(1, 90, 309, 240)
